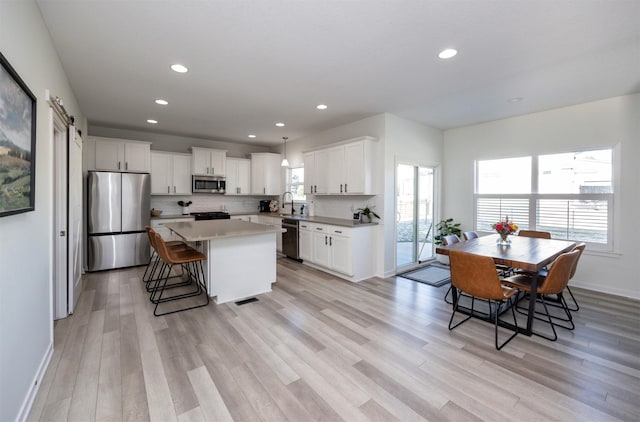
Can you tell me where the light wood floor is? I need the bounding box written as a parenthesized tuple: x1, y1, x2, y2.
(29, 259, 640, 421)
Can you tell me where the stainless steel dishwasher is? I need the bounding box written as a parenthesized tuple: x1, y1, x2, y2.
(282, 218, 301, 261)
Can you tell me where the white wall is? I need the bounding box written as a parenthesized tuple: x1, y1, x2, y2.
(0, 1, 86, 420)
(443, 94, 640, 299)
(384, 114, 444, 276)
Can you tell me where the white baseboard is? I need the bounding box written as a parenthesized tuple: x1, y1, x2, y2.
(16, 342, 53, 422)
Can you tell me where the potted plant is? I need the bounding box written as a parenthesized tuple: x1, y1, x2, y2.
(356, 205, 380, 223)
(434, 218, 462, 246)
(434, 218, 461, 265)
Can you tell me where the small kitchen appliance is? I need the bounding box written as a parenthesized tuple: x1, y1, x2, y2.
(259, 200, 271, 213)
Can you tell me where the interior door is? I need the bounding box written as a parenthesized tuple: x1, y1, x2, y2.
(53, 111, 68, 320)
(68, 127, 83, 313)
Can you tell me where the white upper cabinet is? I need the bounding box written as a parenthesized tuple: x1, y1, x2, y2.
(303, 152, 316, 194)
(151, 151, 192, 195)
(191, 147, 226, 176)
(303, 136, 376, 195)
(251, 153, 282, 195)
(88, 137, 151, 173)
(226, 157, 251, 195)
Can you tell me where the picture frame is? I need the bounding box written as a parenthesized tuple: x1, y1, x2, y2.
(0, 51, 37, 217)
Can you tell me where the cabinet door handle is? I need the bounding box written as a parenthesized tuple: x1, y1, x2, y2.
(329, 236, 332, 246)
(325, 235, 328, 245)
(173, 186, 176, 193)
(345, 183, 347, 192)
(118, 161, 121, 170)
(340, 184, 343, 193)
(263, 187, 266, 194)
(167, 186, 170, 193)
(125, 162, 128, 170)
(335, 230, 342, 234)
(212, 167, 214, 174)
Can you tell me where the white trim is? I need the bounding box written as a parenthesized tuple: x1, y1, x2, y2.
(16, 343, 53, 422)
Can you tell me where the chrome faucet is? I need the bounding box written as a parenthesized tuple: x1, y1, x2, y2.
(282, 191, 294, 215)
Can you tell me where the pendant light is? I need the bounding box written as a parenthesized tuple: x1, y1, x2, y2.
(281, 136, 290, 167)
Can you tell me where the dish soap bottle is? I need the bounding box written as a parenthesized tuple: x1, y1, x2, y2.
(300, 204, 305, 216)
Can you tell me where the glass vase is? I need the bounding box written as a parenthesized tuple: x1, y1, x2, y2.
(497, 233, 511, 246)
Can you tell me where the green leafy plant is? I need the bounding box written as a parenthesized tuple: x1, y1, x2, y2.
(434, 218, 462, 246)
(356, 205, 380, 220)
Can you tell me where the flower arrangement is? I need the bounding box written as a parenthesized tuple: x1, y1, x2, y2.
(492, 215, 518, 243)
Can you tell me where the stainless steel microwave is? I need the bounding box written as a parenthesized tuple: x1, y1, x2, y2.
(192, 175, 226, 193)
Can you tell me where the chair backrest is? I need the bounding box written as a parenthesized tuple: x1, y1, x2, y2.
(449, 250, 507, 300)
(518, 230, 551, 239)
(152, 231, 174, 264)
(145, 226, 157, 251)
(569, 243, 586, 280)
(442, 234, 461, 246)
(463, 231, 479, 241)
(538, 249, 581, 295)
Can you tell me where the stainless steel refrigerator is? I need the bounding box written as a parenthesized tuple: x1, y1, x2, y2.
(87, 171, 151, 271)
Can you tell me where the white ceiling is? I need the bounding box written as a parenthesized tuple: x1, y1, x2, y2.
(36, 0, 640, 146)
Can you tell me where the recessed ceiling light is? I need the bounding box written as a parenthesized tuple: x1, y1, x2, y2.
(316, 104, 328, 110)
(438, 48, 458, 59)
(147, 119, 158, 124)
(155, 99, 168, 105)
(248, 134, 256, 138)
(508, 97, 524, 103)
(275, 122, 285, 127)
(170, 64, 188, 73)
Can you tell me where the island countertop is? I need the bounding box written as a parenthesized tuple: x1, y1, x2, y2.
(165, 219, 283, 242)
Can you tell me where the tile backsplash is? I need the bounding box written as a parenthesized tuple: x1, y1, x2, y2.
(150, 194, 380, 219)
(151, 195, 278, 215)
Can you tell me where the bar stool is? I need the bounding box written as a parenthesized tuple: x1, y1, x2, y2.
(150, 231, 209, 316)
(143, 226, 190, 292)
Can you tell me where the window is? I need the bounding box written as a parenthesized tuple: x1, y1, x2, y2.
(475, 148, 613, 250)
(287, 166, 305, 201)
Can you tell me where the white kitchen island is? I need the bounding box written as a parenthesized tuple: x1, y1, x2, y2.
(165, 220, 281, 304)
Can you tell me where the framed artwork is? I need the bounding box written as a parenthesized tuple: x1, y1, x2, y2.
(0, 51, 37, 217)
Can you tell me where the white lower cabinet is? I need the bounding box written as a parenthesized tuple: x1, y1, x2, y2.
(299, 222, 313, 261)
(301, 222, 376, 280)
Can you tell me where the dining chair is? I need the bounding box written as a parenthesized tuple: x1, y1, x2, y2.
(448, 250, 519, 350)
(517, 230, 551, 239)
(442, 234, 461, 304)
(503, 249, 580, 341)
(462, 231, 479, 241)
(150, 231, 209, 316)
(542, 242, 585, 311)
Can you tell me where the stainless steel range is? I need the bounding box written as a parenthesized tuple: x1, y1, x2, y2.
(190, 211, 231, 220)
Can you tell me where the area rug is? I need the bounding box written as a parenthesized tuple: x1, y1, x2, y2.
(398, 264, 451, 287)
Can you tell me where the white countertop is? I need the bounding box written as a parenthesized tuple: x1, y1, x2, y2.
(165, 219, 283, 242)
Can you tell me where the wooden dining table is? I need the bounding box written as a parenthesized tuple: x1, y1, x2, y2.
(436, 233, 576, 336)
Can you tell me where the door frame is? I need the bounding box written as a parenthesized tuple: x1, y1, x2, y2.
(394, 157, 441, 273)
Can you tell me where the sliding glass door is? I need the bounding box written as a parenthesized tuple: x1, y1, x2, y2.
(396, 163, 435, 270)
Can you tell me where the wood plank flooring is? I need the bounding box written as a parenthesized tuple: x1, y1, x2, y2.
(29, 259, 640, 421)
